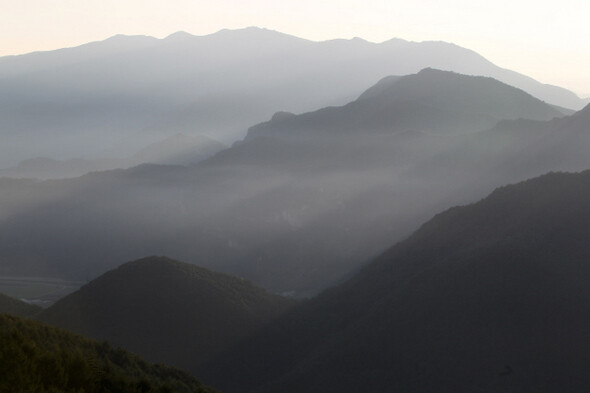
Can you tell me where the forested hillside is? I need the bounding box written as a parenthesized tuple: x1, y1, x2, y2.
(0, 314, 218, 393)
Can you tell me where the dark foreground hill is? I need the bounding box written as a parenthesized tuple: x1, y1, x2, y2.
(0, 313, 217, 393)
(39, 256, 294, 375)
(0, 292, 41, 317)
(201, 170, 590, 393)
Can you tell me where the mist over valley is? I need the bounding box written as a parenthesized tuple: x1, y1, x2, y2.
(2, 23, 590, 393)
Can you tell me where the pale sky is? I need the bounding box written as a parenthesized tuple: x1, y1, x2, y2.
(1, 0, 589, 96)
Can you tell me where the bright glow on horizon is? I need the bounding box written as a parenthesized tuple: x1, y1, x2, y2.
(1, 0, 589, 96)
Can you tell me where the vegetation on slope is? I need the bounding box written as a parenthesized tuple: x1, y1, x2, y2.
(0, 313, 217, 393)
(40, 256, 295, 375)
(0, 292, 41, 317)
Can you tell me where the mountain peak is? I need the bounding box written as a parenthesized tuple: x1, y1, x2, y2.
(380, 37, 408, 45)
(417, 67, 452, 75)
(214, 26, 281, 36)
(350, 36, 368, 43)
(39, 256, 294, 373)
(112, 255, 235, 282)
(208, 26, 311, 44)
(247, 69, 563, 141)
(164, 30, 194, 40)
(103, 33, 155, 43)
(270, 111, 296, 122)
(357, 68, 472, 100)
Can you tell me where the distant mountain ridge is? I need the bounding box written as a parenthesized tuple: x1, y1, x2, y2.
(131, 133, 226, 166)
(0, 70, 586, 297)
(410, 102, 590, 189)
(0, 133, 226, 179)
(0, 26, 585, 167)
(247, 68, 564, 140)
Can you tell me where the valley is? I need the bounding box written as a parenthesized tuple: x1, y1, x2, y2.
(1, 68, 581, 298)
(1, 18, 590, 393)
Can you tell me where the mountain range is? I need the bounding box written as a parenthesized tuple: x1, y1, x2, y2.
(247, 68, 564, 140)
(21, 169, 590, 393)
(5, 25, 590, 393)
(0, 69, 586, 297)
(1, 27, 587, 168)
(0, 133, 225, 179)
(200, 170, 590, 393)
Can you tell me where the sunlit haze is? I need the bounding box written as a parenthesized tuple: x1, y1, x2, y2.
(1, 0, 589, 96)
(4, 2, 590, 392)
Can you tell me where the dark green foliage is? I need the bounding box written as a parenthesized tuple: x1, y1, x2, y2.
(0, 313, 217, 393)
(39, 256, 294, 375)
(0, 292, 42, 317)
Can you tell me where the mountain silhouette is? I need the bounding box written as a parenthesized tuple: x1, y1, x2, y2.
(247, 68, 563, 140)
(0, 70, 583, 297)
(408, 103, 590, 193)
(39, 256, 294, 374)
(0, 27, 584, 167)
(201, 170, 590, 393)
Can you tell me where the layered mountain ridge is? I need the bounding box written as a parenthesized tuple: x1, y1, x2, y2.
(4, 24, 590, 393)
(201, 170, 590, 393)
(246, 68, 564, 141)
(0, 69, 587, 297)
(1, 27, 586, 168)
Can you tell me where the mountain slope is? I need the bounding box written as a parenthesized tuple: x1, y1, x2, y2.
(0, 71, 583, 297)
(202, 170, 590, 393)
(408, 103, 590, 190)
(509, 103, 590, 175)
(130, 133, 226, 166)
(0, 27, 583, 167)
(39, 256, 294, 375)
(0, 313, 217, 393)
(0, 293, 41, 317)
(247, 68, 563, 140)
